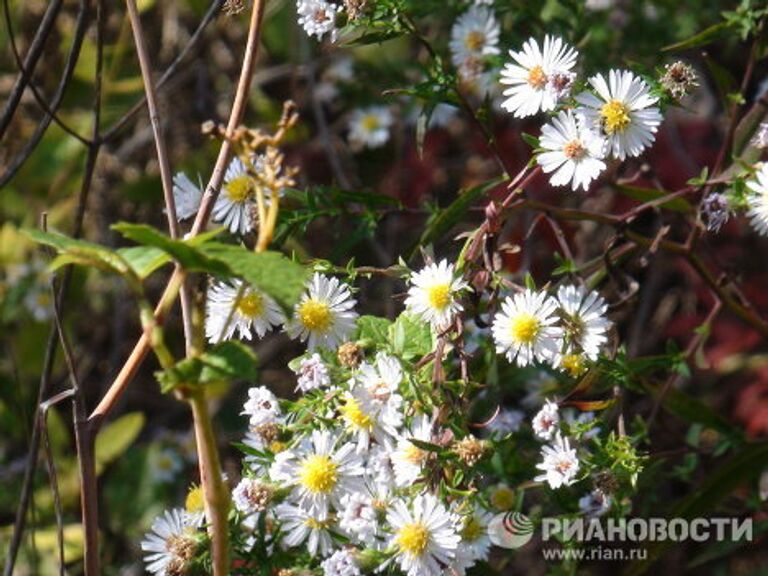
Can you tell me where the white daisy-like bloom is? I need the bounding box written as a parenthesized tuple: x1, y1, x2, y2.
(321, 549, 362, 576)
(357, 353, 403, 400)
(339, 383, 404, 452)
(751, 122, 768, 149)
(297, 0, 341, 42)
(348, 106, 394, 151)
(210, 157, 256, 235)
(537, 110, 607, 192)
(535, 434, 580, 489)
(500, 35, 578, 118)
(367, 440, 397, 489)
(392, 414, 436, 487)
(405, 260, 469, 330)
(486, 408, 525, 435)
(294, 353, 332, 392)
(338, 491, 379, 545)
(387, 493, 460, 576)
(556, 284, 611, 360)
(232, 477, 271, 517)
(449, 6, 501, 71)
(205, 280, 284, 343)
(147, 448, 183, 483)
(575, 69, 663, 160)
(454, 505, 493, 571)
(286, 273, 359, 351)
(491, 289, 563, 366)
(579, 489, 612, 517)
(172, 172, 203, 220)
(242, 386, 281, 427)
(532, 399, 560, 441)
(275, 501, 335, 557)
(269, 429, 365, 514)
(141, 508, 197, 576)
(746, 164, 768, 236)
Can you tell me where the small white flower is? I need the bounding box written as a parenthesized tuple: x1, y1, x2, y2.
(141, 509, 197, 576)
(746, 164, 768, 236)
(297, 0, 341, 42)
(556, 284, 611, 359)
(294, 353, 332, 392)
(275, 501, 335, 557)
(500, 35, 578, 118)
(286, 273, 359, 351)
(575, 69, 663, 160)
(449, 6, 500, 71)
(387, 493, 460, 576)
(148, 447, 183, 483)
(486, 408, 525, 435)
(367, 440, 397, 489)
(537, 110, 606, 191)
(242, 386, 281, 427)
(535, 434, 580, 489)
(205, 280, 284, 343)
(392, 415, 436, 487)
(405, 260, 469, 330)
(348, 106, 394, 151)
(321, 549, 362, 576)
(172, 172, 203, 220)
(269, 429, 365, 514)
(453, 505, 494, 572)
(339, 383, 404, 452)
(579, 489, 612, 517)
(232, 477, 271, 517)
(751, 122, 768, 149)
(338, 491, 379, 545)
(532, 399, 560, 441)
(492, 289, 563, 366)
(212, 157, 256, 235)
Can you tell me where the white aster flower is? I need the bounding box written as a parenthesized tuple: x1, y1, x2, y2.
(532, 399, 560, 441)
(500, 35, 578, 118)
(294, 353, 332, 392)
(556, 284, 611, 360)
(575, 69, 663, 160)
(339, 383, 404, 452)
(492, 289, 563, 366)
(535, 434, 580, 489)
(338, 491, 379, 545)
(269, 429, 365, 514)
(579, 489, 612, 517)
(405, 260, 469, 330)
(392, 414, 436, 487)
(205, 280, 284, 343)
(141, 509, 197, 576)
(242, 386, 281, 427)
(751, 122, 768, 149)
(453, 506, 493, 572)
(321, 549, 362, 576)
(449, 6, 501, 71)
(148, 447, 183, 483)
(232, 477, 272, 517)
(172, 172, 203, 221)
(348, 106, 394, 151)
(746, 164, 768, 236)
(387, 493, 460, 576)
(537, 110, 606, 191)
(212, 157, 256, 235)
(367, 440, 397, 489)
(297, 0, 341, 42)
(275, 501, 335, 557)
(286, 273, 359, 350)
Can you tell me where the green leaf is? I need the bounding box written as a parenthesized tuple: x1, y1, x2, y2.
(117, 246, 170, 279)
(662, 21, 731, 52)
(356, 315, 393, 345)
(197, 242, 307, 311)
(95, 412, 145, 474)
(157, 341, 258, 393)
(389, 313, 433, 360)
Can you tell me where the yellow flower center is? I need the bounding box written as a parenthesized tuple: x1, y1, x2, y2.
(340, 396, 372, 430)
(236, 292, 264, 318)
(490, 485, 515, 511)
(305, 517, 332, 530)
(561, 354, 586, 377)
(464, 30, 486, 52)
(185, 485, 205, 515)
(397, 522, 430, 556)
(361, 115, 380, 132)
(298, 455, 338, 494)
(461, 516, 484, 542)
(527, 65, 547, 89)
(268, 440, 286, 453)
(427, 283, 451, 310)
(225, 175, 253, 203)
(600, 99, 631, 135)
(297, 299, 333, 332)
(510, 313, 540, 344)
(403, 443, 426, 465)
(563, 139, 585, 160)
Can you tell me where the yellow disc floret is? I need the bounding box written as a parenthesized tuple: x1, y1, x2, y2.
(461, 516, 484, 542)
(561, 353, 587, 377)
(600, 99, 631, 135)
(427, 283, 451, 310)
(297, 299, 333, 332)
(464, 31, 486, 52)
(236, 292, 264, 318)
(527, 65, 547, 89)
(340, 396, 372, 431)
(510, 313, 540, 344)
(397, 522, 430, 556)
(225, 175, 253, 203)
(298, 455, 338, 494)
(361, 115, 381, 132)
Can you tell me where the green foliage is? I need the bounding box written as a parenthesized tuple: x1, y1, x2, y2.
(156, 341, 258, 393)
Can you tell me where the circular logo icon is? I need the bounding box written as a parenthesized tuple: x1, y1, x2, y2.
(488, 512, 534, 549)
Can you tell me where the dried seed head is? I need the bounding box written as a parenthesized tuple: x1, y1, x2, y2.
(337, 342, 364, 368)
(593, 470, 620, 494)
(660, 61, 698, 99)
(253, 422, 280, 444)
(453, 436, 487, 466)
(223, 0, 246, 15)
